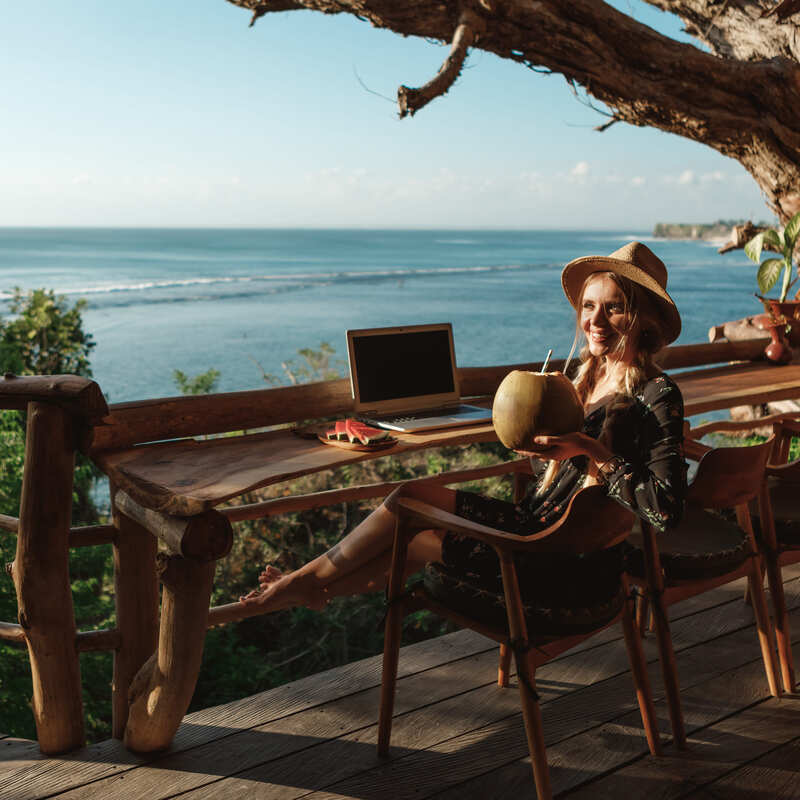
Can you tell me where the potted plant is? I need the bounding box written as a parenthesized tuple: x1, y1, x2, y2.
(745, 211, 800, 354)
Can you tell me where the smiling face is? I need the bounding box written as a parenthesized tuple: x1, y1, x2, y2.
(580, 274, 632, 360)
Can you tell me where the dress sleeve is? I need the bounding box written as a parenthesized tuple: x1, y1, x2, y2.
(603, 374, 687, 532)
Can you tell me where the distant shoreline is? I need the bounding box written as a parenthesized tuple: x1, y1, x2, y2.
(652, 221, 734, 241)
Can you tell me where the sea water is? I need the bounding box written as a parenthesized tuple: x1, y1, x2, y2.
(0, 228, 756, 403)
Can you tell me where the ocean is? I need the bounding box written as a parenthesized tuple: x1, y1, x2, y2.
(0, 228, 757, 404)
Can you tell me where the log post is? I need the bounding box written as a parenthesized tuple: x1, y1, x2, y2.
(11, 402, 83, 754)
(114, 490, 232, 561)
(123, 551, 216, 752)
(111, 482, 159, 739)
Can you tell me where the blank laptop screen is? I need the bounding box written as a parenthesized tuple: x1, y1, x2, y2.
(352, 328, 456, 404)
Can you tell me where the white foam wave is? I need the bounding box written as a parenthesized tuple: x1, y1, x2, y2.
(1, 263, 529, 300)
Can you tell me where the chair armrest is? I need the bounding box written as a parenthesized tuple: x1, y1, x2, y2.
(684, 438, 712, 462)
(396, 496, 527, 552)
(397, 484, 632, 555)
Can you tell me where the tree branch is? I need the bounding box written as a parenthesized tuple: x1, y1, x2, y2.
(762, 0, 800, 21)
(397, 10, 485, 118)
(226, 0, 800, 219)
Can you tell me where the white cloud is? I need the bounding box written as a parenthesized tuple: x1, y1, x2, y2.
(570, 161, 590, 178)
(700, 170, 726, 183)
(677, 169, 695, 185)
(72, 173, 91, 185)
(630, 176, 646, 187)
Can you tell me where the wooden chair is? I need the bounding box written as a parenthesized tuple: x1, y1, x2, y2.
(377, 485, 662, 800)
(681, 413, 800, 693)
(627, 436, 783, 750)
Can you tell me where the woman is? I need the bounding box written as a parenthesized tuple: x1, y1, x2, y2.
(240, 241, 687, 615)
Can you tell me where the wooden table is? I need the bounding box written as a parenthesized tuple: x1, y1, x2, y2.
(674, 359, 800, 416)
(94, 359, 800, 517)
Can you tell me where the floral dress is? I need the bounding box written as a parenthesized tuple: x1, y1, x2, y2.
(438, 372, 688, 611)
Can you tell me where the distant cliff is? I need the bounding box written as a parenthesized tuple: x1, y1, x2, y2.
(652, 220, 739, 240)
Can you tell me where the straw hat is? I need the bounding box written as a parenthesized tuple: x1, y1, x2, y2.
(561, 241, 681, 345)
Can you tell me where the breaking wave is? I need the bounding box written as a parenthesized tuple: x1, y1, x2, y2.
(0, 262, 542, 307)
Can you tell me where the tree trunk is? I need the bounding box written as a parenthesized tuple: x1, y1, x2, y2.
(226, 0, 800, 220)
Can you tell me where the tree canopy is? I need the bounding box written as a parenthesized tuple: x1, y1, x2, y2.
(226, 0, 800, 222)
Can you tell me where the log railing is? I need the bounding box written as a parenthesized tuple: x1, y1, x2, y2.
(0, 337, 773, 755)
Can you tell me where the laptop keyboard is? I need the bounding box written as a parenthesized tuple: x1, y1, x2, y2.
(381, 405, 484, 423)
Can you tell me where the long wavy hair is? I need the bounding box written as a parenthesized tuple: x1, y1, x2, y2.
(536, 271, 667, 494)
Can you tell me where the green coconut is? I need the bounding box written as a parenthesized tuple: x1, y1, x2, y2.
(492, 370, 584, 451)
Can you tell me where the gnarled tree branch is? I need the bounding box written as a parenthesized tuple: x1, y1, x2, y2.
(229, 0, 800, 220)
(398, 10, 484, 118)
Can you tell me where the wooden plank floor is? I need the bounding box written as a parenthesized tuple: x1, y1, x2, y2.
(2, 565, 800, 800)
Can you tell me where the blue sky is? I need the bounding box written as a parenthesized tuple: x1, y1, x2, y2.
(2, 0, 769, 228)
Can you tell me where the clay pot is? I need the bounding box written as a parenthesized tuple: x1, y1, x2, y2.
(492, 370, 584, 451)
(757, 296, 800, 346)
(754, 313, 792, 364)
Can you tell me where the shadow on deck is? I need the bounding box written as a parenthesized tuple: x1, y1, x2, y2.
(3, 567, 800, 800)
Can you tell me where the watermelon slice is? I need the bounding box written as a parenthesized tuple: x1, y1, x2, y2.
(345, 418, 390, 446)
(325, 420, 350, 440)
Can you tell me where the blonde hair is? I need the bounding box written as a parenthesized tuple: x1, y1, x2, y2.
(536, 272, 665, 494)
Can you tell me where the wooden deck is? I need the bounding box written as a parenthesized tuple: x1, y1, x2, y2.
(3, 566, 800, 800)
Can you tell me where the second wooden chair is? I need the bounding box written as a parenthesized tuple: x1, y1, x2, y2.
(627, 437, 783, 750)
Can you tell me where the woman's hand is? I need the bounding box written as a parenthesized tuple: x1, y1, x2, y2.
(516, 432, 609, 464)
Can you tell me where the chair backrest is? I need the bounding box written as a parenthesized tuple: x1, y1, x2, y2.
(524, 485, 634, 555)
(766, 419, 800, 481)
(688, 437, 773, 509)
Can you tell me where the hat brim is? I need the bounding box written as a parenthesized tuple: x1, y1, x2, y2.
(561, 255, 681, 345)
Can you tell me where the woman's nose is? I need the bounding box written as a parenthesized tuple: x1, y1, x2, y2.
(590, 306, 606, 326)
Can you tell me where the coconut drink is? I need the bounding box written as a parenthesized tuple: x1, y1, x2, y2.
(492, 369, 584, 451)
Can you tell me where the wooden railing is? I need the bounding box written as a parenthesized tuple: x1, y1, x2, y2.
(0, 336, 771, 755)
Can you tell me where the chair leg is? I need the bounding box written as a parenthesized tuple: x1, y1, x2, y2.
(635, 588, 649, 638)
(499, 552, 552, 800)
(620, 582, 662, 756)
(764, 555, 796, 693)
(649, 591, 687, 749)
(744, 574, 754, 606)
(377, 518, 411, 757)
(639, 523, 686, 749)
(517, 653, 552, 800)
(498, 643, 512, 688)
(747, 556, 783, 697)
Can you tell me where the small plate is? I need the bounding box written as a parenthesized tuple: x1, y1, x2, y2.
(317, 434, 397, 452)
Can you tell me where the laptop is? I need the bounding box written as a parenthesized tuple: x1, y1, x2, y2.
(346, 322, 493, 433)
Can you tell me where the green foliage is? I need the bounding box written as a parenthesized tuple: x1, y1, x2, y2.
(0, 288, 95, 377)
(258, 342, 346, 386)
(745, 212, 800, 302)
(0, 288, 107, 741)
(173, 368, 221, 395)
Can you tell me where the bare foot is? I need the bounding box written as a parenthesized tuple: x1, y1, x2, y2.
(258, 565, 283, 592)
(239, 569, 328, 612)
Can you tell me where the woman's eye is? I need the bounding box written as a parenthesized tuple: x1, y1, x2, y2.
(582, 301, 594, 310)
(607, 303, 624, 313)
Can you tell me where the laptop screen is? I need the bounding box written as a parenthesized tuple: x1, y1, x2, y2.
(347, 323, 460, 412)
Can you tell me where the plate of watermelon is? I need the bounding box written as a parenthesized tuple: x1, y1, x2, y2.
(319, 418, 397, 451)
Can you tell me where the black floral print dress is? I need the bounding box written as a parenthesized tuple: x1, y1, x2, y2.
(437, 372, 687, 611)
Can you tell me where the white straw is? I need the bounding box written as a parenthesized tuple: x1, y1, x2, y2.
(540, 349, 553, 374)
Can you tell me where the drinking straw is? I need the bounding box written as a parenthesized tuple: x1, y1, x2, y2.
(540, 349, 553, 374)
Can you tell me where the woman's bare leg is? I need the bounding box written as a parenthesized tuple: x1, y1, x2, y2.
(239, 483, 455, 613)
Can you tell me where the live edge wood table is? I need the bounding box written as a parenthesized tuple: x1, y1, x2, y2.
(95, 359, 800, 518)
